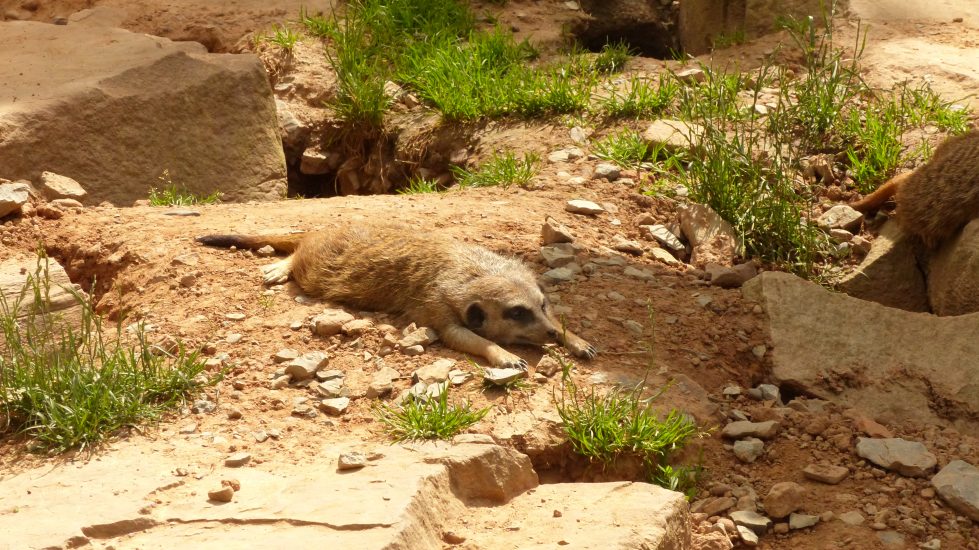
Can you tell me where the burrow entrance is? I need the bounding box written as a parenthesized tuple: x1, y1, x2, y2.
(570, 0, 827, 59)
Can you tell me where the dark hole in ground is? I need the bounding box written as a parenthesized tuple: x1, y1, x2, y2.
(572, 0, 681, 59)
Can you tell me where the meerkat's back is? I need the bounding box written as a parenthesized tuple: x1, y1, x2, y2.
(893, 130, 979, 247)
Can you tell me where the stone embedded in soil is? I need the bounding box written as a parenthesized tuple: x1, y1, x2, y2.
(722, 420, 779, 440)
(192, 399, 216, 414)
(621, 319, 643, 336)
(283, 351, 329, 381)
(679, 202, 738, 268)
(401, 344, 425, 356)
(255, 244, 276, 257)
(847, 411, 894, 438)
(315, 379, 344, 398)
(270, 374, 291, 389)
(207, 486, 235, 503)
(856, 437, 937, 477)
(877, 531, 906, 548)
(291, 404, 317, 419)
(224, 452, 251, 467)
(702, 497, 736, 516)
(547, 148, 584, 163)
(540, 265, 580, 284)
(39, 171, 87, 201)
(639, 224, 685, 253)
(413, 359, 454, 385)
(733, 438, 765, 463)
(839, 511, 865, 525)
(802, 463, 849, 485)
(541, 216, 574, 244)
(225, 312, 246, 320)
(650, 248, 680, 266)
(736, 525, 759, 546)
(0, 181, 30, 218)
(707, 262, 758, 289)
(565, 199, 604, 215)
(341, 318, 373, 336)
(320, 397, 350, 416)
(484, 368, 528, 386)
(366, 366, 401, 398)
(623, 266, 655, 281)
(272, 348, 299, 363)
(338, 451, 367, 471)
(788, 513, 819, 530)
(398, 327, 438, 348)
(448, 369, 471, 385)
(612, 235, 643, 255)
(756, 384, 780, 403)
(592, 163, 621, 181)
(729, 510, 772, 536)
(540, 243, 577, 267)
(426, 381, 449, 400)
(816, 204, 863, 232)
(763, 482, 805, 519)
(642, 119, 706, 155)
(931, 460, 979, 521)
(535, 356, 562, 377)
(312, 308, 355, 337)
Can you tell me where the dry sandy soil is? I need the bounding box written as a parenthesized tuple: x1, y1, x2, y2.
(2, 0, 979, 549)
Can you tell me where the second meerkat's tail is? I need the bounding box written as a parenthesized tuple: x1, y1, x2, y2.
(196, 233, 306, 253)
(849, 172, 909, 213)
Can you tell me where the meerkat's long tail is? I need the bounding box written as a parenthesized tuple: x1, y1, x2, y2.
(196, 233, 305, 254)
(849, 172, 908, 213)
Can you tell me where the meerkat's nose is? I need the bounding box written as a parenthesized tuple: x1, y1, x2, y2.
(547, 329, 559, 339)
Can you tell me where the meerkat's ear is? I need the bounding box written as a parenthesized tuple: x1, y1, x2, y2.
(465, 303, 486, 330)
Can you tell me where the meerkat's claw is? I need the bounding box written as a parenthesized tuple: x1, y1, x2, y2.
(578, 344, 598, 360)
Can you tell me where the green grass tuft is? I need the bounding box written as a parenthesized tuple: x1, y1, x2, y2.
(373, 385, 489, 441)
(396, 176, 441, 194)
(600, 74, 678, 119)
(0, 259, 219, 453)
(265, 24, 301, 52)
(592, 129, 653, 168)
(451, 151, 540, 189)
(593, 40, 632, 74)
(148, 170, 221, 206)
(555, 370, 703, 495)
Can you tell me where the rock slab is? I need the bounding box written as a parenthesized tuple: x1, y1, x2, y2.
(0, 22, 286, 205)
(931, 460, 979, 521)
(856, 437, 937, 477)
(743, 271, 979, 431)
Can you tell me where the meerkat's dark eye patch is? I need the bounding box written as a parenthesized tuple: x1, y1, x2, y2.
(465, 303, 486, 330)
(504, 305, 533, 323)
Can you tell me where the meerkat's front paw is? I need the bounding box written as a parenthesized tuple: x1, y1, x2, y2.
(260, 259, 291, 285)
(488, 348, 529, 370)
(564, 335, 597, 360)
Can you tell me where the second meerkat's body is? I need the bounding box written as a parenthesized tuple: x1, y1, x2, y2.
(197, 224, 595, 369)
(850, 129, 979, 248)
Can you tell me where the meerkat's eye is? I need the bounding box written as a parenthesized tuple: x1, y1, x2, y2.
(504, 306, 533, 323)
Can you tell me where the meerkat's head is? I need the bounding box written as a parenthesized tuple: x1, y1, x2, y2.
(459, 275, 561, 346)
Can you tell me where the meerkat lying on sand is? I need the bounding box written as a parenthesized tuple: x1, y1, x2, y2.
(197, 224, 596, 369)
(850, 129, 979, 248)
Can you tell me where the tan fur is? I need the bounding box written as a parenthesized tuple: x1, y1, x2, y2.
(850, 130, 979, 248)
(197, 224, 596, 369)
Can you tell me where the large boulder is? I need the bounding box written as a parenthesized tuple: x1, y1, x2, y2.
(0, 22, 286, 205)
(743, 271, 979, 431)
(837, 220, 929, 312)
(927, 218, 979, 316)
